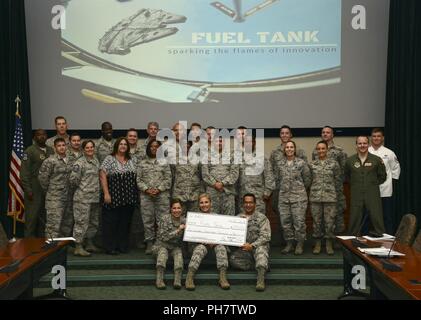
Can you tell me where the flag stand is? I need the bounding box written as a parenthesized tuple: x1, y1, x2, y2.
(8, 95, 22, 243)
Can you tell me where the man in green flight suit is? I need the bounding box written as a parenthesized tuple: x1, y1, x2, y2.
(345, 136, 387, 236)
(21, 129, 55, 237)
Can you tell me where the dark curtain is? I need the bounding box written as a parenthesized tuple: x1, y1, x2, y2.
(385, 0, 421, 231)
(0, 0, 32, 238)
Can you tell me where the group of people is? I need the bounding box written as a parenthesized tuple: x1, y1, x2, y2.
(20, 116, 401, 291)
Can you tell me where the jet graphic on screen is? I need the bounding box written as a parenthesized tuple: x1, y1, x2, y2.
(98, 8, 187, 55)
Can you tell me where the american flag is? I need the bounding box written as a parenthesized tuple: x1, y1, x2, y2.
(7, 113, 25, 222)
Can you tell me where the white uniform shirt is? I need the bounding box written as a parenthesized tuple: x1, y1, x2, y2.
(368, 145, 401, 197)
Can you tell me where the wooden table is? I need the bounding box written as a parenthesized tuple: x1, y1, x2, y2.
(339, 238, 421, 300)
(0, 238, 69, 300)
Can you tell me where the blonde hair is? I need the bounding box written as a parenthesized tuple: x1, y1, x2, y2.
(198, 193, 211, 204)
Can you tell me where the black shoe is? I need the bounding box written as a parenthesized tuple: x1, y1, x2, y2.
(105, 250, 120, 255)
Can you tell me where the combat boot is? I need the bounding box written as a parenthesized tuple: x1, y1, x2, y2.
(294, 241, 304, 255)
(256, 267, 266, 292)
(173, 269, 182, 290)
(145, 241, 153, 255)
(85, 238, 102, 253)
(313, 239, 322, 255)
(74, 243, 91, 257)
(156, 267, 166, 290)
(218, 268, 230, 290)
(326, 239, 334, 255)
(185, 268, 196, 291)
(281, 241, 294, 254)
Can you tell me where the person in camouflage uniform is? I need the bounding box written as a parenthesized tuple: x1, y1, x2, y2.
(70, 140, 101, 257)
(171, 136, 204, 215)
(202, 137, 239, 216)
(185, 194, 230, 291)
(127, 129, 145, 250)
(61, 132, 83, 237)
(21, 129, 55, 237)
(270, 126, 307, 228)
(45, 116, 69, 148)
(273, 140, 312, 255)
(137, 140, 172, 254)
(154, 199, 185, 290)
(142, 121, 159, 154)
(311, 126, 347, 234)
(38, 138, 72, 238)
(229, 194, 271, 291)
(95, 122, 115, 164)
(309, 141, 342, 255)
(238, 135, 275, 215)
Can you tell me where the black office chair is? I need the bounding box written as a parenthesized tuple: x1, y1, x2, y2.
(394, 214, 417, 245)
(412, 229, 421, 252)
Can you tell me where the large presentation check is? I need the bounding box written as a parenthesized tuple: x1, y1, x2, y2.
(183, 212, 248, 247)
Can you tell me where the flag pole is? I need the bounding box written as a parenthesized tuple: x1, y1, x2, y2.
(9, 95, 22, 243)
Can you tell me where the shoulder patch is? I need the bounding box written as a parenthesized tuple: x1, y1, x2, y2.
(72, 164, 81, 172)
(22, 153, 28, 161)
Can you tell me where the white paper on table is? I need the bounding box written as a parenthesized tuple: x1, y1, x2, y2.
(183, 212, 247, 247)
(358, 246, 405, 257)
(362, 233, 396, 241)
(336, 236, 357, 240)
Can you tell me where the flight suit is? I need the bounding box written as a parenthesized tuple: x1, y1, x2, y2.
(344, 153, 387, 235)
(21, 143, 55, 237)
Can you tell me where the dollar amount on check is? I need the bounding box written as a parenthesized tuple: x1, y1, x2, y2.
(183, 212, 248, 247)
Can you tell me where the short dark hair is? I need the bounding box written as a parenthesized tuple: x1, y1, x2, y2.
(70, 132, 81, 140)
(322, 126, 334, 133)
(243, 193, 256, 203)
(127, 128, 138, 135)
(54, 116, 66, 124)
(190, 122, 202, 129)
(371, 128, 384, 136)
(112, 137, 131, 159)
(206, 126, 215, 130)
(54, 137, 66, 146)
(146, 139, 162, 158)
(101, 122, 113, 130)
(33, 129, 46, 137)
(170, 198, 183, 208)
(316, 140, 328, 148)
(237, 126, 247, 130)
(280, 125, 291, 132)
(82, 139, 95, 149)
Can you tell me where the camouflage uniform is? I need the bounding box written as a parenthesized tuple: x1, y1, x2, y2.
(312, 144, 347, 233)
(229, 212, 271, 270)
(61, 149, 83, 237)
(45, 134, 70, 149)
(171, 162, 203, 214)
(38, 154, 72, 238)
(129, 144, 146, 248)
(201, 150, 239, 216)
(238, 154, 275, 215)
(95, 137, 115, 164)
(270, 144, 307, 218)
(69, 155, 101, 244)
(188, 243, 228, 271)
(309, 159, 342, 239)
(21, 143, 55, 237)
(273, 158, 311, 242)
(154, 214, 185, 271)
(136, 157, 172, 242)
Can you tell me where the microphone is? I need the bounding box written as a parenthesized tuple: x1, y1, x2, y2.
(351, 213, 370, 248)
(379, 237, 402, 272)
